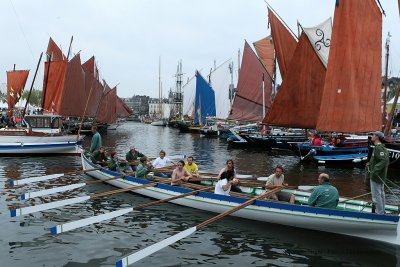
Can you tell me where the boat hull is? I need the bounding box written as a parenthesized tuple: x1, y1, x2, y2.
(81, 152, 400, 246)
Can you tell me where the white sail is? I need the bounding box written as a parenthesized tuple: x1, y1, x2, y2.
(303, 17, 332, 68)
(209, 59, 232, 119)
(182, 74, 196, 117)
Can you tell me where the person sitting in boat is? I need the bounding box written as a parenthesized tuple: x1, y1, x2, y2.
(125, 146, 145, 171)
(171, 160, 192, 186)
(184, 156, 199, 178)
(90, 147, 108, 167)
(308, 173, 339, 209)
(265, 165, 295, 204)
(311, 134, 323, 146)
(152, 150, 174, 178)
(135, 156, 153, 179)
(108, 151, 128, 173)
(217, 159, 242, 193)
(329, 137, 337, 146)
(90, 126, 102, 153)
(214, 170, 239, 196)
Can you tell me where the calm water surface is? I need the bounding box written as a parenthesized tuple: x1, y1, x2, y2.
(1, 122, 400, 267)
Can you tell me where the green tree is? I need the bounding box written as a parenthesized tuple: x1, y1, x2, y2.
(21, 89, 42, 106)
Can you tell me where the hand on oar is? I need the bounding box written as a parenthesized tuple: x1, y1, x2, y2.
(116, 187, 283, 266)
(9, 168, 102, 187)
(10, 180, 170, 217)
(19, 175, 126, 200)
(51, 186, 213, 235)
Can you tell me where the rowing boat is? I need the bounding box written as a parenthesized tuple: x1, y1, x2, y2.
(81, 150, 400, 246)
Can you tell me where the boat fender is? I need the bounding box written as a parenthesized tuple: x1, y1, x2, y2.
(362, 157, 368, 161)
(352, 158, 362, 163)
(318, 160, 326, 164)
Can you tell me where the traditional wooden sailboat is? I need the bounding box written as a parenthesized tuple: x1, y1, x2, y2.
(265, 1, 382, 163)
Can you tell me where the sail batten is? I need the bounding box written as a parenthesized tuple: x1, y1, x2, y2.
(316, 0, 382, 133)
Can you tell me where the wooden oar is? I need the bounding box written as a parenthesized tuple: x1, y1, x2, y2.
(51, 186, 213, 234)
(116, 187, 282, 266)
(19, 175, 125, 200)
(338, 192, 372, 204)
(10, 180, 170, 217)
(9, 168, 102, 187)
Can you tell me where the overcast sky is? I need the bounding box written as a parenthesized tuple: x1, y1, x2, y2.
(1, 0, 399, 98)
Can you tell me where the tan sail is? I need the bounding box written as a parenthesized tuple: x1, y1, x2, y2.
(264, 32, 326, 128)
(253, 36, 274, 77)
(268, 8, 297, 81)
(316, 0, 382, 132)
(6, 70, 29, 117)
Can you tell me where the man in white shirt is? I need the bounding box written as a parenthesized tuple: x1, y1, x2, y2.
(214, 170, 239, 196)
(152, 150, 174, 178)
(265, 165, 295, 204)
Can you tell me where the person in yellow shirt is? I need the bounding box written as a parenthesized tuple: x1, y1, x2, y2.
(184, 156, 199, 178)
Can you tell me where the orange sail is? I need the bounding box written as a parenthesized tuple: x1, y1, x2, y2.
(6, 70, 29, 117)
(97, 82, 117, 124)
(253, 36, 274, 77)
(47, 37, 65, 61)
(264, 32, 326, 128)
(316, 0, 382, 132)
(228, 41, 272, 122)
(82, 56, 103, 117)
(268, 8, 297, 81)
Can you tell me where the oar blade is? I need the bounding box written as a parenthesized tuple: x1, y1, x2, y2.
(116, 226, 197, 267)
(20, 183, 86, 200)
(51, 207, 133, 235)
(10, 196, 90, 217)
(10, 173, 64, 187)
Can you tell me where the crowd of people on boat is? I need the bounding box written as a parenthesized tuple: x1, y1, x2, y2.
(88, 127, 389, 214)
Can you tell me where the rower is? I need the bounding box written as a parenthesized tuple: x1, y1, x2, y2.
(108, 151, 129, 173)
(171, 160, 191, 186)
(135, 157, 153, 179)
(308, 173, 339, 209)
(214, 170, 239, 196)
(90, 147, 108, 167)
(265, 165, 295, 204)
(217, 160, 242, 193)
(152, 150, 174, 178)
(184, 156, 199, 178)
(125, 146, 145, 172)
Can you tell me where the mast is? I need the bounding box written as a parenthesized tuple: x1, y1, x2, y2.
(41, 53, 52, 109)
(237, 48, 241, 78)
(229, 61, 234, 106)
(383, 32, 390, 127)
(23, 52, 43, 117)
(66, 36, 73, 61)
(262, 73, 265, 118)
(158, 56, 162, 119)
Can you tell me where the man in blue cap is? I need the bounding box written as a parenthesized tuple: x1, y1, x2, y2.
(367, 131, 389, 214)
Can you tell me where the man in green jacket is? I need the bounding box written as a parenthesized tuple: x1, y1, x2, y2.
(135, 157, 153, 179)
(90, 147, 108, 167)
(308, 173, 339, 209)
(367, 131, 389, 214)
(125, 147, 145, 171)
(90, 126, 102, 153)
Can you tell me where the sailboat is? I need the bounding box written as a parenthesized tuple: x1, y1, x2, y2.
(264, 1, 382, 164)
(151, 57, 167, 126)
(178, 71, 216, 132)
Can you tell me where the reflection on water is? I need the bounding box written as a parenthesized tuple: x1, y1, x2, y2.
(0, 122, 399, 267)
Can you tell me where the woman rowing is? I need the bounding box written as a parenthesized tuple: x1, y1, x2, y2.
(214, 170, 239, 196)
(217, 159, 242, 193)
(171, 160, 191, 186)
(135, 157, 153, 179)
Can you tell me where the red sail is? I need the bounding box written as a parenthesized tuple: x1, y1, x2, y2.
(97, 83, 116, 124)
(316, 0, 382, 132)
(82, 56, 95, 74)
(253, 36, 274, 77)
(6, 70, 29, 117)
(228, 41, 272, 122)
(264, 33, 326, 128)
(47, 37, 65, 61)
(59, 54, 87, 117)
(116, 96, 133, 117)
(107, 88, 117, 124)
(42, 60, 67, 113)
(82, 56, 103, 117)
(268, 8, 297, 81)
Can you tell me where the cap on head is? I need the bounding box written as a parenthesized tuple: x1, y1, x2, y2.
(130, 146, 136, 150)
(373, 131, 384, 140)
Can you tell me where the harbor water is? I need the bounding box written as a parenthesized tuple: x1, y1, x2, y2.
(1, 122, 400, 267)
